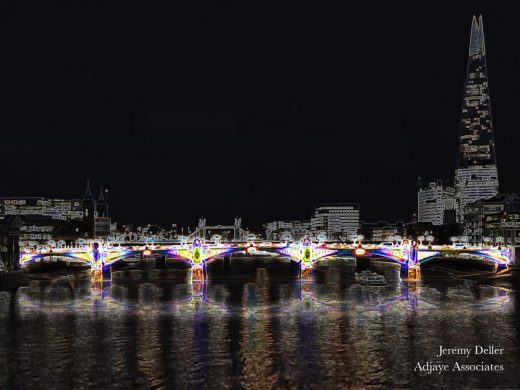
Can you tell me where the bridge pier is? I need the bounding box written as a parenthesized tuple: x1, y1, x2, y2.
(300, 265, 312, 280)
(191, 266, 205, 282)
(407, 265, 421, 281)
(406, 244, 420, 281)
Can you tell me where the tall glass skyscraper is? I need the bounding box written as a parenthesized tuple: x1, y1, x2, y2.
(454, 15, 499, 223)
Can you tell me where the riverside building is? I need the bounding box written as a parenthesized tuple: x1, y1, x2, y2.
(418, 181, 456, 226)
(310, 203, 360, 241)
(463, 194, 520, 246)
(360, 221, 404, 243)
(0, 216, 22, 271)
(0, 181, 111, 247)
(264, 220, 312, 241)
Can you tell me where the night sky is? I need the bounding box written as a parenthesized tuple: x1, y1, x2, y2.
(2, 1, 520, 230)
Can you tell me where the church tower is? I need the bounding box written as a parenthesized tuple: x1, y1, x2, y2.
(81, 179, 96, 237)
(96, 186, 109, 218)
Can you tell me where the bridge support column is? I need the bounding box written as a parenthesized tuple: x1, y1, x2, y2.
(300, 265, 312, 280)
(191, 266, 205, 282)
(187, 264, 206, 303)
(406, 244, 421, 281)
(299, 240, 314, 279)
(407, 265, 421, 280)
(89, 243, 104, 280)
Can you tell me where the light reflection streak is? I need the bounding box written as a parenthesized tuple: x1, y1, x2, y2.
(5, 263, 519, 388)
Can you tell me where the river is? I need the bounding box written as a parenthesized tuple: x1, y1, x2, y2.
(0, 257, 519, 389)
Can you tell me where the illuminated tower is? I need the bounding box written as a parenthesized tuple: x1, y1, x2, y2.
(96, 186, 109, 218)
(454, 15, 499, 223)
(81, 179, 96, 237)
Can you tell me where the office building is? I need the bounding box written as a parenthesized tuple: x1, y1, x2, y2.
(454, 16, 499, 222)
(418, 181, 456, 225)
(463, 194, 520, 245)
(264, 220, 311, 241)
(360, 221, 404, 243)
(311, 203, 360, 240)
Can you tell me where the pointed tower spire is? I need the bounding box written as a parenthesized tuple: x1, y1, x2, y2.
(96, 185, 109, 218)
(469, 15, 485, 56)
(478, 15, 486, 55)
(98, 186, 105, 202)
(83, 179, 94, 199)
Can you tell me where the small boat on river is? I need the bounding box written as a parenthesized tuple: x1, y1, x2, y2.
(355, 270, 387, 286)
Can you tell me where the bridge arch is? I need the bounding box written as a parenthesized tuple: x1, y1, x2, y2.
(416, 247, 511, 266)
(20, 252, 92, 267)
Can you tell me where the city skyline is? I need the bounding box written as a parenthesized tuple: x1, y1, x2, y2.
(2, 4, 520, 389)
(2, 2, 520, 229)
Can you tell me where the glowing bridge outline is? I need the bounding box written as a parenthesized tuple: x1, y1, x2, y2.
(20, 237, 513, 280)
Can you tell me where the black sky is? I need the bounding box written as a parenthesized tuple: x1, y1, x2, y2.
(2, 0, 520, 230)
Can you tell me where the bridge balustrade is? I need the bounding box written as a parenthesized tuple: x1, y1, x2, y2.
(19, 239, 513, 282)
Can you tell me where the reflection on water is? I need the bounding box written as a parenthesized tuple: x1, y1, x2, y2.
(1, 257, 519, 389)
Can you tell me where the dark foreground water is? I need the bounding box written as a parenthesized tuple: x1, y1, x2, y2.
(1, 257, 519, 389)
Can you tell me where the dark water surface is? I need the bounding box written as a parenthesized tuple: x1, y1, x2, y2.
(1, 257, 519, 389)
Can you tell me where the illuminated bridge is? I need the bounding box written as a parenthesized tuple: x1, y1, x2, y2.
(19, 237, 513, 281)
